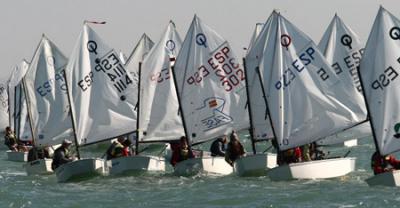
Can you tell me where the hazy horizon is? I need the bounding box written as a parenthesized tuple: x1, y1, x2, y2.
(0, 0, 396, 82)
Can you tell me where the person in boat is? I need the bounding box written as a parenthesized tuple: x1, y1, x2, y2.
(210, 135, 227, 157)
(371, 151, 400, 175)
(170, 136, 194, 167)
(4, 126, 17, 151)
(122, 138, 133, 156)
(280, 147, 302, 164)
(301, 143, 311, 162)
(309, 142, 325, 160)
(28, 145, 51, 162)
(51, 139, 75, 170)
(106, 136, 128, 160)
(225, 130, 246, 166)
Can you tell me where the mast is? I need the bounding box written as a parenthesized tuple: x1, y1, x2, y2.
(256, 67, 279, 152)
(356, 66, 380, 154)
(14, 86, 17, 135)
(136, 62, 142, 155)
(62, 70, 81, 159)
(242, 58, 257, 154)
(171, 64, 191, 147)
(7, 85, 11, 128)
(21, 78, 36, 146)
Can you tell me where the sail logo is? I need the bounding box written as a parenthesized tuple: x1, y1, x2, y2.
(197, 97, 233, 131)
(389, 27, 400, 41)
(394, 123, 400, 139)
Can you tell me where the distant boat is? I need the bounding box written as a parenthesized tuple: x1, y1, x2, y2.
(22, 35, 72, 175)
(108, 21, 182, 175)
(317, 14, 371, 147)
(360, 7, 400, 187)
(236, 20, 278, 177)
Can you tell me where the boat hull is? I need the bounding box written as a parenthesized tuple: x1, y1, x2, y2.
(174, 157, 233, 176)
(365, 170, 400, 187)
(234, 153, 277, 177)
(268, 157, 356, 181)
(6, 150, 28, 162)
(55, 158, 105, 183)
(24, 158, 53, 175)
(108, 155, 165, 175)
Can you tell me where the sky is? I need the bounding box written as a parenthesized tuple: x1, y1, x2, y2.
(0, 0, 397, 82)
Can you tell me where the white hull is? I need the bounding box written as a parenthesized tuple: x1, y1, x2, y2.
(365, 170, 400, 187)
(174, 157, 233, 176)
(55, 158, 106, 183)
(234, 153, 277, 177)
(24, 158, 53, 175)
(6, 150, 28, 162)
(108, 155, 165, 175)
(268, 157, 356, 181)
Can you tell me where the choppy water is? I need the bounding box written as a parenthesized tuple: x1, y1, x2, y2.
(1, 135, 399, 208)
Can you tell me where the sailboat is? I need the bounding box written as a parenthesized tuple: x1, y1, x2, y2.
(235, 21, 278, 176)
(6, 60, 30, 162)
(22, 35, 73, 175)
(360, 7, 400, 187)
(0, 83, 9, 133)
(317, 14, 371, 147)
(255, 11, 361, 181)
(125, 33, 154, 76)
(56, 22, 138, 182)
(172, 15, 249, 176)
(107, 22, 179, 175)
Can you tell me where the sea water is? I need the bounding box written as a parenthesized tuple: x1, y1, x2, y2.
(0, 134, 399, 208)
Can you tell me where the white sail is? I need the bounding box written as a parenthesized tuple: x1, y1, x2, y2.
(258, 12, 365, 150)
(125, 33, 154, 75)
(17, 86, 32, 141)
(245, 16, 275, 141)
(139, 21, 184, 142)
(247, 23, 265, 54)
(0, 83, 9, 131)
(317, 14, 370, 144)
(174, 15, 249, 144)
(359, 7, 400, 155)
(24, 35, 73, 146)
(8, 60, 29, 131)
(65, 23, 138, 146)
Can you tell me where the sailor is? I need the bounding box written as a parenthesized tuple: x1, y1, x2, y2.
(371, 151, 400, 175)
(106, 136, 126, 160)
(4, 127, 17, 151)
(210, 135, 227, 157)
(51, 139, 74, 170)
(225, 130, 246, 166)
(170, 136, 194, 167)
(28, 146, 51, 162)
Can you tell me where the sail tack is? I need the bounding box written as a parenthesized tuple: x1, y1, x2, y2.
(174, 15, 249, 144)
(24, 35, 73, 146)
(65, 23, 138, 146)
(139, 21, 184, 142)
(258, 12, 365, 150)
(359, 7, 400, 155)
